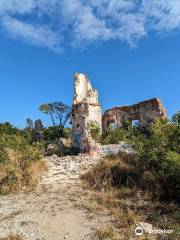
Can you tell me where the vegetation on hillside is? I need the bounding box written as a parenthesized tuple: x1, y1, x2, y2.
(39, 101, 72, 145)
(0, 123, 45, 194)
(83, 112, 180, 239)
(43, 126, 72, 143)
(88, 121, 101, 142)
(0, 101, 72, 194)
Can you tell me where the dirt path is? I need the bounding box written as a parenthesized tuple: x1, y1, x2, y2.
(0, 155, 109, 240)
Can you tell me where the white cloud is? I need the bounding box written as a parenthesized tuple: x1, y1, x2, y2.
(1, 16, 62, 52)
(0, 0, 35, 15)
(0, 0, 180, 52)
(72, 5, 113, 44)
(142, 0, 180, 32)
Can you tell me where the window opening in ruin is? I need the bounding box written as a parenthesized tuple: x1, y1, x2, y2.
(109, 122, 116, 129)
(132, 120, 140, 126)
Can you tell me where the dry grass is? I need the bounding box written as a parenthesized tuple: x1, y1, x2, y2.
(0, 235, 23, 240)
(82, 154, 180, 240)
(0, 148, 46, 194)
(93, 226, 120, 240)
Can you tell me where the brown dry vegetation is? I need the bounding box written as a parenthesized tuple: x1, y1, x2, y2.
(82, 153, 180, 240)
(0, 133, 46, 194)
(93, 226, 120, 240)
(0, 235, 23, 240)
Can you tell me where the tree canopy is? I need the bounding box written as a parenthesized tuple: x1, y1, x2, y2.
(39, 102, 71, 128)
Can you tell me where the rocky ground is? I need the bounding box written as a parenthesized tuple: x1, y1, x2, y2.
(0, 154, 113, 240)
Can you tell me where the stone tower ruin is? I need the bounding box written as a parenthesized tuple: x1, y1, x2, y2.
(71, 73, 102, 152)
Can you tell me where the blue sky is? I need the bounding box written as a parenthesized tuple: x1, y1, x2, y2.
(0, 0, 180, 127)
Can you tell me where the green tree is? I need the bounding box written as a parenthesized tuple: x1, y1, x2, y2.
(39, 104, 56, 126)
(39, 102, 71, 128)
(172, 111, 180, 125)
(24, 118, 35, 144)
(53, 102, 71, 128)
(26, 118, 34, 129)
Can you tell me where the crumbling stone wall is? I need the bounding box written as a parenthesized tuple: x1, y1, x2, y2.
(71, 73, 102, 152)
(102, 98, 167, 130)
(71, 73, 167, 154)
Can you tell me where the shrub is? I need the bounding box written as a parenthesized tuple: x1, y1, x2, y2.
(43, 126, 63, 142)
(63, 127, 72, 139)
(23, 128, 35, 144)
(101, 128, 127, 144)
(83, 153, 137, 191)
(172, 111, 180, 125)
(85, 118, 180, 202)
(131, 119, 180, 201)
(83, 115, 180, 239)
(88, 121, 101, 141)
(0, 122, 18, 135)
(0, 133, 45, 194)
(43, 126, 72, 142)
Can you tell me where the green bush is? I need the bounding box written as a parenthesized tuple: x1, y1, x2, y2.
(86, 117, 180, 202)
(0, 128, 45, 194)
(132, 119, 180, 201)
(88, 121, 101, 141)
(0, 122, 18, 135)
(101, 128, 127, 144)
(23, 128, 35, 144)
(43, 126, 72, 142)
(172, 111, 180, 125)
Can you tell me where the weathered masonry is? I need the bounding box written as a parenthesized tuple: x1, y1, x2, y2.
(71, 73, 102, 152)
(102, 98, 167, 130)
(71, 73, 167, 153)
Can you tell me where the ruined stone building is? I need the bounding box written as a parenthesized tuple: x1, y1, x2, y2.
(71, 73, 102, 152)
(102, 98, 167, 130)
(71, 73, 167, 153)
